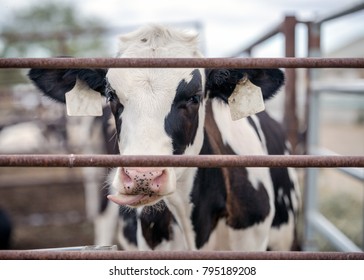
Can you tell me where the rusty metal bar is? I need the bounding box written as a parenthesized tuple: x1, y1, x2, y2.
(1, 57, 364, 69)
(0, 154, 363, 168)
(0, 250, 363, 260)
(283, 16, 298, 153)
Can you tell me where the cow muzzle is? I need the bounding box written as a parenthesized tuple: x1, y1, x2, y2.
(108, 167, 175, 207)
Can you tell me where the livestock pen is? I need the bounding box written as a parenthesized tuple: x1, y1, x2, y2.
(0, 4, 364, 258)
(0, 56, 363, 259)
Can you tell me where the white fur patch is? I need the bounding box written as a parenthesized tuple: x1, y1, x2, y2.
(201, 217, 273, 251)
(118, 24, 201, 58)
(249, 114, 268, 154)
(211, 100, 266, 156)
(268, 211, 295, 250)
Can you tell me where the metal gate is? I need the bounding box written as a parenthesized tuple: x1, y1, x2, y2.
(0, 6, 364, 258)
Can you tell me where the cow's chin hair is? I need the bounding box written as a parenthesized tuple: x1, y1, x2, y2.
(140, 199, 167, 213)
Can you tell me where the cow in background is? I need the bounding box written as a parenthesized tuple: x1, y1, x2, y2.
(0, 208, 12, 249)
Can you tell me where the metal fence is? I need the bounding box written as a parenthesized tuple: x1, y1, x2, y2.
(0, 154, 363, 168)
(1, 57, 364, 69)
(304, 3, 364, 252)
(230, 2, 364, 253)
(0, 7, 364, 258)
(0, 56, 363, 258)
(1, 250, 363, 260)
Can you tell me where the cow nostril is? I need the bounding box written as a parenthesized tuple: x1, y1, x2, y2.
(120, 168, 133, 185)
(152, 170, 165, 185)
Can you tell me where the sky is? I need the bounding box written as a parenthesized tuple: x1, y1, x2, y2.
(1, 0, 364, 57)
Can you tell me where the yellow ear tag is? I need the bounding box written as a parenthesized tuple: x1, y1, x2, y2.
(228, 75, 265, 121)
(65, 79, 103, 116)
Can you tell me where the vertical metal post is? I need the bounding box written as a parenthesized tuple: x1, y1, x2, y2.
(304, 89, 320, 251)
(303, 21, 321, 251)
(282, 15, 298, 153)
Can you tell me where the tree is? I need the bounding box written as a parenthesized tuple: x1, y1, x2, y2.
(1, 1, 109, 57)
(0, 1, 109, 85)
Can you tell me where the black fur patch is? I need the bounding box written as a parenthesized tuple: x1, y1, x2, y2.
(190, 131, 227, 248)
(164, 70, 203, 154)
(28, 68, 107, 103)
(206, 68, 285, 103)
(140, 202, 176, 249)
(253, 112, 297, 227)
(120, 209, 138, 246)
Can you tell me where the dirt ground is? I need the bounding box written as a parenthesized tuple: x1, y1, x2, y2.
(315, 123, 364, 250)
(0, 167, 94, 250)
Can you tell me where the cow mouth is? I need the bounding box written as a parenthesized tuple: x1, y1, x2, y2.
(107, 193, 161, 207)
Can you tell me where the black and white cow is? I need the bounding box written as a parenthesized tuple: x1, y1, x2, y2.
(29, 24, 300, 251)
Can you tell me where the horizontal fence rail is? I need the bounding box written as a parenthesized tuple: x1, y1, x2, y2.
(0, 154, 363, 168)
(1, 57, 364, 69)
(1, 251, 363, 260)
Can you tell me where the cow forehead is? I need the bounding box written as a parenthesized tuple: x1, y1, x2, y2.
(107, 25, 204, 104)
(106, 68, 202, 104)
(118, 24, 201, 59)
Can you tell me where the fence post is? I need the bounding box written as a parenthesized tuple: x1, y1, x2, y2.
(282, 15, 298, 153)
(303, 20, 322, 251)
(304, 20, 321, 150)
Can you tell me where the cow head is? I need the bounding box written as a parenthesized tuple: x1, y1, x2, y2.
(28, 25, 284, 208)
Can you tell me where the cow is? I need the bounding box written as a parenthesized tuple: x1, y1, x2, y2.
(0, 208, 12, 249)
(29, 24, 300, 251)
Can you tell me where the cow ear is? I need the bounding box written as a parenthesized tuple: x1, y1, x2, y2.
(205, 68, 285, 103)
(28, 68, 107, 103)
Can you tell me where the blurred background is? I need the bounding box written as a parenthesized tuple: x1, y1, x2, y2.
(0, 0, 363, 251)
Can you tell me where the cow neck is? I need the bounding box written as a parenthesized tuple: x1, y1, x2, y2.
(203, 100, 234, 224)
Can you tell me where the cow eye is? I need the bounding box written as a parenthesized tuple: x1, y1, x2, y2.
(106, 90, 117, 103)
(110, 100, 124, 117)
(105, 82, 117, 103)
(187, 94, 201, 104)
